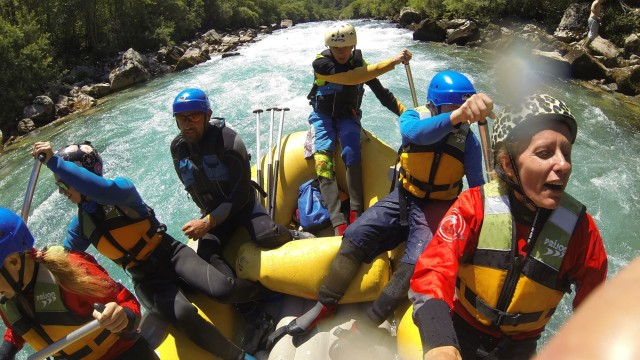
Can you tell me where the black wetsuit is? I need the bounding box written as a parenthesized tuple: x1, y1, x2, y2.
(170, 122, 292, 262)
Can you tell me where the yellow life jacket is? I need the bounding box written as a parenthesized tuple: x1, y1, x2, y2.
(80, 204, 163, 269)
(457, 180, 586, 334)
(0, 266, 120, 359)
(398, 106, 468, 200)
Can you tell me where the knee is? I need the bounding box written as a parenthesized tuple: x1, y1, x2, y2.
(173, 302, 200, 324)
(338, 237, 368, 263)
(340, 137, 361, 165)
(314, 151, 334, 179)
(255, 224, 292, 249)
(212, 276, 239, 303)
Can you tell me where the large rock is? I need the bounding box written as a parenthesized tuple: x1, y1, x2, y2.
(81, 83, 111, 98)
(564, 49, 609, 80)
(446, 20, 479, 46)
(23, 96, 55, 125)
(625, 34, 640, 57)
(398, 7, 421, 26)
(280, 19, 293, 28)
(609, 65, 640, 95)
(174, 47, 211, 71)
(201, 29, 222, 46)
(109, 48, 151, 91)
(413, 19, 447, 42)
(532, 49, 572, 78)
(554, 3, 590, 43)
(157, 46, 184, 66)
(17, 118, 36, 134)
(72, 94, 97, 112)
(590, 37, 622, 59)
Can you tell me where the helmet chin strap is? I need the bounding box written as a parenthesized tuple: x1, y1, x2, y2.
(499, 150, 539, 210)
(0, 253, 28, 303)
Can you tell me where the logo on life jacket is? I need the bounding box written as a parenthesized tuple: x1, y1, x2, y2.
(437, 209, 466, 243)
(543, 238, 567, 257)
(36, 292, 56, 307)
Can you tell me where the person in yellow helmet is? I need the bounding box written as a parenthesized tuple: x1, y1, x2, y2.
(307, 22, 412, 235)
(409, 94, 608, 360)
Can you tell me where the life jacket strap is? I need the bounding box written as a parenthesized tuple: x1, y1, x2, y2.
(399, 167, 462, 195)
(458, 281, 553, 328)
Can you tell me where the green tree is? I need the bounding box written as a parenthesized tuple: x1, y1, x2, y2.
(0, 16, 56, 127)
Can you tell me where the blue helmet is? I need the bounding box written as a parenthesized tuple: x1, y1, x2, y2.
(172, 88, 211, 115)
(0, 208, 35, 265)
(427, 71, 476, 107)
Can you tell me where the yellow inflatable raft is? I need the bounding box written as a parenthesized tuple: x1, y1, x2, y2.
(143, 129, 402, 359)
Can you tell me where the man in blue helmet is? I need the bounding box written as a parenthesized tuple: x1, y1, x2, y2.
(268, 71, 494, 351)
(169, 88, 311, 353)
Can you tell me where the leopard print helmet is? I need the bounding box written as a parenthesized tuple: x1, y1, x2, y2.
(56, 141, 103, 176)
(492, 93, 577, 149)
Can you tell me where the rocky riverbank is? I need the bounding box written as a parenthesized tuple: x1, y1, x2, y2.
(2, 6, 639, 152)
(397, 5, 640, 98)
(0, 20, 295, 152)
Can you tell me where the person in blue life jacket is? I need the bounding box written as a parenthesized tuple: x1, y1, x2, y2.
(0, 207, 158, 360)
(308, 22, 412, 236)
(269, 71, 494, 352)
(32, 141, 260, 360)
(170, 87, 314, 354)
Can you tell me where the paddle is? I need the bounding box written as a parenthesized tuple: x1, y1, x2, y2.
(21, 154, 45, 223)
(477, 119, 495, 181)
(27, 304, 105, 360)
(270, 107, 288, 220)
(404, 63, 419, 108)
(265, 107, 278, 209)
(253, 109, 264, 191)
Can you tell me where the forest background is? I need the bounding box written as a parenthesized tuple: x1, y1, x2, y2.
(2, 0, 639, 132)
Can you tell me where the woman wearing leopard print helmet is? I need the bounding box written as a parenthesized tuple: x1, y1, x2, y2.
(409, 93, 607, 360)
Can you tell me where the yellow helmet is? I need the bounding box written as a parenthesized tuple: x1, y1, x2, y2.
(324, 22, 357, 47)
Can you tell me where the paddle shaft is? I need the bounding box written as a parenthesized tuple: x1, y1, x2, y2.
(266, 108, 277, 208)
(21, 154, 45, 223)
(478, 120, 494, 180)
(253, 109, 264, 191)
(405, 63, 419, 108)
(27, 304, 105, 360)
(270, 108, 288, 220)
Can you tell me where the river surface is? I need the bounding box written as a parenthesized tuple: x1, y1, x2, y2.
(1, 19, 639, 357)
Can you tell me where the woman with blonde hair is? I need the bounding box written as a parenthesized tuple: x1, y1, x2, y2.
(0, 207, 157, 360)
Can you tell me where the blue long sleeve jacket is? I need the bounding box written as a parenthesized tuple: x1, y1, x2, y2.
(398, 109, 485, 188)
(47, 155, 148, 250)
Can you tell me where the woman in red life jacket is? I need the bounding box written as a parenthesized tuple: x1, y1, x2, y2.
(409, 94, 608, 360)
(0, 207, 157, 360)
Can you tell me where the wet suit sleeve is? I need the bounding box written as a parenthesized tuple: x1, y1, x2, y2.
(464, 132, 485, 188)
(409, 188, 484, 352)
(62, 252, 142, 334)
(63, 215, 91, 251)
(207, 129, 252, 225)
(47, 155, 148, 213)
(560, 212, 608, 309)
(365, 77, 406, 116)
(399, 109, 457, 147)
(313, 56, 397, 85)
